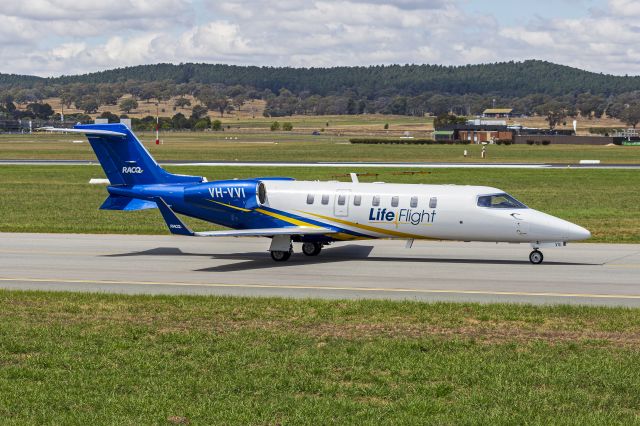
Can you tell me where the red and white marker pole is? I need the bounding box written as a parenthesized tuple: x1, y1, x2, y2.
(155, 104, 160, 145)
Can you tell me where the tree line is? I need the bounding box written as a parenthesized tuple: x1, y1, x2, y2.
(2, 60, 640, 129)
(5, 61, 640, 97)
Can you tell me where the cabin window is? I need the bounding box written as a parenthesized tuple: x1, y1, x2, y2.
(410, 196, 418, 208)
(429, 197, 438, 208)
(321, 194, 330, 205)
(391, 196, 399, 207)
(372, 195, 380, 206)
(477, 193, 527, 209)
(353, 195, 362, 206)
(337, 195, 346, 205)
(306, 194, 315, 204)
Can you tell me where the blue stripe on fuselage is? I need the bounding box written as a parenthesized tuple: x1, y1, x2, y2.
(256, 206, 372, 239)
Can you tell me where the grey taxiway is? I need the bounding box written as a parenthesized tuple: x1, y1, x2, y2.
(1, 233, 639, 306)
(1, 159, 640, 169)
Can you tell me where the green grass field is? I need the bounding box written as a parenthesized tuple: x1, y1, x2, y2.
(0, 165, 638, 243)
(2, 132, 640, 163)
(219, 113, 432, 128)
(1, 290, 640, 424)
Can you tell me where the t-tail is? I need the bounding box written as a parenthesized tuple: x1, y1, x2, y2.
(75, 123, 204, 186)
(41, 123, 204, 186)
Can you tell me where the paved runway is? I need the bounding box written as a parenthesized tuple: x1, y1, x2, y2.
(2, 159, 640, 169)
(1, 233, 639, 306)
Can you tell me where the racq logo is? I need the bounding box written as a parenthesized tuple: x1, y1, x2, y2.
(122, 166, 144, 174)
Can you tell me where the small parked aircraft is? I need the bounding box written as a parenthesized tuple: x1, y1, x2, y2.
(41, 124, 590, 264)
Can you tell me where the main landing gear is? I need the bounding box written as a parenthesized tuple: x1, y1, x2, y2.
(269, 241, 324, 262)
(270, 249, 292, 262)
(301, 242, 323, 257)
(529, 249, 544, 265)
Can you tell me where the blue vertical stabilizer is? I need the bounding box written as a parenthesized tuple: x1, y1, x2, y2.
(74, 123, 204, 186)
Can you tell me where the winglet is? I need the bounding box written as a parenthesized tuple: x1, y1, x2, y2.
(154, 197, 194, 236)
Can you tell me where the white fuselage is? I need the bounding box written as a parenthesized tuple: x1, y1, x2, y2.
(261, 180, 591, 244)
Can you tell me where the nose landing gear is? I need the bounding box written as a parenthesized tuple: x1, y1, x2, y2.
(529, 249, 544, 265)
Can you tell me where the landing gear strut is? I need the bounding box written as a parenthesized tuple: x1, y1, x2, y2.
(269, 235, 293, 262)
(529, 249, 544, 265)
(302, 242, 323, 256)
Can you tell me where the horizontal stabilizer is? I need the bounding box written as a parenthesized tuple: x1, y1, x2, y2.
(38, 127, 127, 138)
(100, 195, 157, 211)
(194, 227, 335, 237)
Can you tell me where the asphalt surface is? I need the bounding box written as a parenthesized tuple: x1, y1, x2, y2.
(1, 233, 639, 306)
(1, 159, 640, 169)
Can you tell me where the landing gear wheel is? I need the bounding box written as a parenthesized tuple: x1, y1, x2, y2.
(529, 250, 544, 265)
(302, 242, 322, 256)
(270, 250, 292, 262)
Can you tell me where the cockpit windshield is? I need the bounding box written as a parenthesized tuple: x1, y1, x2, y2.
(477, 193, 527, 209)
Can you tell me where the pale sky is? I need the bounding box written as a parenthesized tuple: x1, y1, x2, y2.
(1, 0, 639, 77)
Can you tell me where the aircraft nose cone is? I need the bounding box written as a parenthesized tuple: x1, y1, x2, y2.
(566, 223, 591, 241)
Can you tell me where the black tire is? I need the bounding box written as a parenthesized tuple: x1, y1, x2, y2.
(302, 242, 322, 256)
(529, 250, 543, 265)
(270, 250, 292, 262)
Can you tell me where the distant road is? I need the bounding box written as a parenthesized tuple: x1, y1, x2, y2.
(1, 233, 639, 306)
(2, 159, 640, 169)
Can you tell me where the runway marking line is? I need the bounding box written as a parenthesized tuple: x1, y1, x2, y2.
(1, 277, 640, 300)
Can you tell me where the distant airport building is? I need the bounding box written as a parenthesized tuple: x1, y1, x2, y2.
(436, 120, 580, 144)
(437, 122, 516, 143)
(435, 120, 640, 145)
(482, 108, 513, 118)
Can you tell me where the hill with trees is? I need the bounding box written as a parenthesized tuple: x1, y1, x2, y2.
(2, 60, 640, 130)
(3, 60, 640, 97)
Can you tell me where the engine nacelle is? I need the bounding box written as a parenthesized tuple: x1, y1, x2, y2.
(184, 179, 266, 210)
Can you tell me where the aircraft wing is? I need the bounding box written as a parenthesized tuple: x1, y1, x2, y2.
(193, 227, 334, 237)
(154, 197, 335, 237)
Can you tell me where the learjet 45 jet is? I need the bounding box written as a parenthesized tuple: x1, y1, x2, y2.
(41, 124, 591, 264)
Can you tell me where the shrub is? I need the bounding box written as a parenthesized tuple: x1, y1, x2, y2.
(270, 121, 281, 131)
(212, 120, 222, 131)
(542, 140, 551, 145)
(589, 127, 620, 135)
(194, 119, 210, 131)
(349, 138, 436, 145)
(384, 123, 389, 129)
(526, 140, 534, 145)
(282, 122, 293, 131)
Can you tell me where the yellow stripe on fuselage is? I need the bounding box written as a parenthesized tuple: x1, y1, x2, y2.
(207, 199, 252, 212)
(255, 208, 323, 229)
(299, 211, 431, 239)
